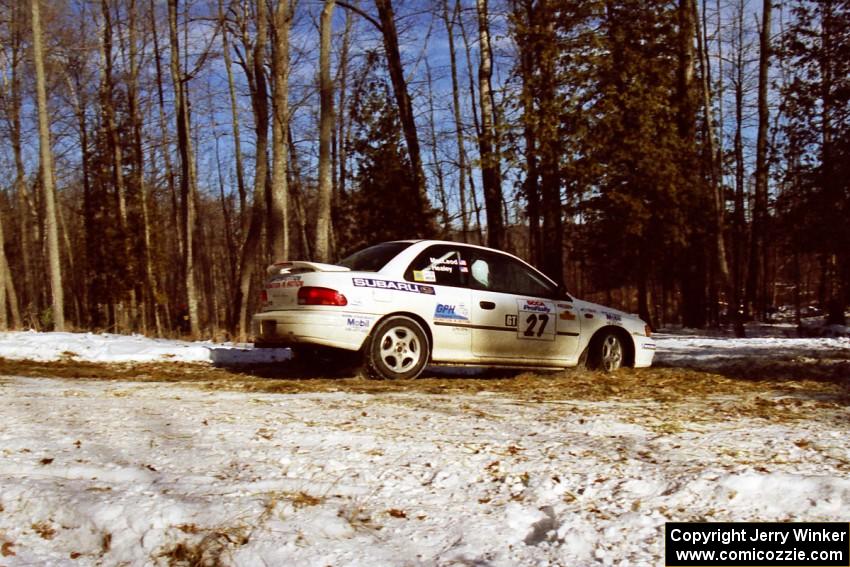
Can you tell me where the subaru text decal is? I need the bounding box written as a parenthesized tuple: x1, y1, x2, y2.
(352, 278, 435, 295)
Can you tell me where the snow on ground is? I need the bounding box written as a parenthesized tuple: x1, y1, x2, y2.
(653, 332, 850, 367)
(0, 330, 848, 566)
(0, 331, 290, 365)
(0, 327, 848, 368)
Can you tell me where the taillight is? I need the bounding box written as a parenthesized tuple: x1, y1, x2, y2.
(260, 290, 268, 303)
(645, 324, 652, 337)
(297, 286, 348, 306)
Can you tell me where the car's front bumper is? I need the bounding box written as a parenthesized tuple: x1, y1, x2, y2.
(632, 333, 656, 367)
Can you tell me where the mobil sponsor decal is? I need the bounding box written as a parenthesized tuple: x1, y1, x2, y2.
(344, 315, 373, 332)
(352, 278, 436, 295)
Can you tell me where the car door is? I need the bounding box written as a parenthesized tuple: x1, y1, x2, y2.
(464, 248, 580, 363)
(403, 244, 472, 362)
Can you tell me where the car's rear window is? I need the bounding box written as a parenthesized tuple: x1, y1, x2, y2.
(338, 242, 413, 272)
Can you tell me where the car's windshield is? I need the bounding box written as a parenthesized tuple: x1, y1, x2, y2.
(338, 242, 413, 272)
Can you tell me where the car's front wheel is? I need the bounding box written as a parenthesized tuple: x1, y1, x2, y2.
(365, 316, 429, 379)
(588, 331, 625, 372)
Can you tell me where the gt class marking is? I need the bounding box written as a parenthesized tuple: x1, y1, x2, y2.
(352, 278, 436, 295)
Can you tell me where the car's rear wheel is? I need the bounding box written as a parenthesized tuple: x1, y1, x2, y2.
(588, 331, 624, 372)
(365, 316, 429, 379)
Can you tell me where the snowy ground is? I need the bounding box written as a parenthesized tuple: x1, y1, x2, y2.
(0, 331, 848, 566)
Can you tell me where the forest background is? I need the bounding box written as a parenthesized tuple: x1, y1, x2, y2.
(0, 0, 848, 340)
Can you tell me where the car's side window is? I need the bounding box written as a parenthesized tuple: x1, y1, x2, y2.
(404, 245, 467, 287)
(466, 249, 555, 298)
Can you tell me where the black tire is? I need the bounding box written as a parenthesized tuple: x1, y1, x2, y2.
(364, 316, 429, 380)
(587, 331, 625, 372)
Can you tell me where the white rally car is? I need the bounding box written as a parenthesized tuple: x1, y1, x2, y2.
(253, 240, 655, 379)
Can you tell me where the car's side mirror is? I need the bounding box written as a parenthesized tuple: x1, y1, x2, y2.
(557, 283, 572, 301)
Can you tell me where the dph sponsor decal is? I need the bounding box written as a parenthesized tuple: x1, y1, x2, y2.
(434, 303, 469, 322)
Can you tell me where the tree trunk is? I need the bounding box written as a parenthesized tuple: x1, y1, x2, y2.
(475, 0, 504, 249)
(126, 0, 162, 335)
(748, 0, 772, 321)
(270, 0, 292, 261)
(694, 0, 740, 334)
(336, 9, 354, 234)
(315, 0, 335, 262)
(167, 0, 201, 337)
(534, 0, 563, 284)
(425, 61, 450, 234)
(374, 0, 433, 237)
(235, 0, 271, 340)
(219, 0, 249, 237)
(442, 0, 469, 242)
(457, 7, 484, 241)
(288, 126, 312, 259)
(100, 0, 137, 330)
(1, 252, 21, 329)
(31, 0, 65, 331)
(0, 207, 7, 330)
(8, 7, 34, 321)
(733, 0, 747, 321)
(514, 0, 541, 265)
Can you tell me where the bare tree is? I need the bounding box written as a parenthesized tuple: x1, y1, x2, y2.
(441, 0, 470, 241)
(5, 3, 35, 322)
(167, 0, 201, 336)
(270, 0, 292, 261)
(747, 0, 772, 320)
(475, 0, 504, 249)
(31, 0, 65, 330)
(425, 61, 450, 234)
(374, 0, 433, 237)
(315, 0, 335, 262)
(219, 0, 249, 235)
(235, 0, 271, 339)
(694, 0, 741, 335)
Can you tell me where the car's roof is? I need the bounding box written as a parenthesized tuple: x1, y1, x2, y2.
(389, 239, 507, 253)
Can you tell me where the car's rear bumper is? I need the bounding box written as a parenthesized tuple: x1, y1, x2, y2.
(633, 334, 656, 367)
(252, 310, 375, 351)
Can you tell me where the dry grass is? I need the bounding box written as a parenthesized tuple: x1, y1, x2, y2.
(158, 526, 249, 567)
(31, 521, 56, 540)
(1, 355, 847, 424)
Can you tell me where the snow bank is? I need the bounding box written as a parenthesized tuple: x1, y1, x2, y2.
(0, 329, 848, 370)
(0, 331, 290, 364)
(653, 333, 850, 366)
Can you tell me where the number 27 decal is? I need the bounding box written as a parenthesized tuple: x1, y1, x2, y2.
(524, 313, 549, 337)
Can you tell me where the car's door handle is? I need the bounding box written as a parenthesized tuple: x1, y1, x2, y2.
(479, 301, 496, 310)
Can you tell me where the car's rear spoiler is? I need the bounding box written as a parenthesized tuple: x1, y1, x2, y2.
(266, 261, 351, 276)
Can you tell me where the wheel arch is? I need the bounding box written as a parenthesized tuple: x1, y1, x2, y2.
(366, 311, 434, 355)
(588, 325, 635, 368)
